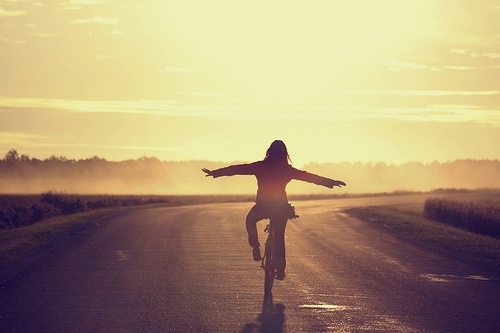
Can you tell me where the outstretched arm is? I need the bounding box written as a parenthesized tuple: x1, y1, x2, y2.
(331, 179, 347, 188)
(202, 168, 214, 177)
(202, 162, 257, 178)
(318, 176, 346, 188)
(293, 168, 346, 188)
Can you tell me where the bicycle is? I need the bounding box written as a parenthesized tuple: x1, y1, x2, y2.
(261, 203, 298, 295)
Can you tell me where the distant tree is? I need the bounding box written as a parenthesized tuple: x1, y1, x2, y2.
(46, 155, 70, 162)
(20, 154, 30, 162)
(3, 149, 20, 162)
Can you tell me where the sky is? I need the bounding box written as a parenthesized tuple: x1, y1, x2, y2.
(1, 0, 499, 167)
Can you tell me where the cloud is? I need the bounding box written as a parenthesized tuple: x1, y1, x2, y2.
(1, 77, 499, 124)
(443, 66, 478, 71)
(0, 131, 177, 153)
(329, 90, 500, 97)
(0, 7, 25, 16)
(61, 0, 106, 10)
(0, 97, 233, 117)
(450, 49, 467, 54)
(95, 54, 114, 60)
(376, 59, 441, 72)
(369, 105, 500, 125)
(482, 52, 500, 59)
(387, 61, 432, 71)
(0, 35, 25, 44)
(157, 67, 197, 73)
(33, 32, 58, 38)
(71, 16, 119, 25)
(382, 60, 497, 72)
(0, 131, 47, 146)
(449, 49, 500, 60)
(298, 105, 500, 126)
(69, 0, 107, 4)
(174, 91, 226, 98)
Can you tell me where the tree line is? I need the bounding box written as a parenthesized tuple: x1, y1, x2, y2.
(1, 149, 499, 194)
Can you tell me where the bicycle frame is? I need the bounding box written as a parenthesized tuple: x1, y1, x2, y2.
(262, 220, 275, 295)
(261, 204, 298, 295)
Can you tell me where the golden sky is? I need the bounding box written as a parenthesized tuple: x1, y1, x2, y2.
(1, 0, 499, 166)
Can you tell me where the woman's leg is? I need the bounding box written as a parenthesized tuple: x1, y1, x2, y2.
(246, 204, 263, 248)
(273, 217, 288, 279)
(246, 205, 267, 261)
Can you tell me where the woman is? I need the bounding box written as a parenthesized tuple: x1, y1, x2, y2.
(202, 140, 346, 280)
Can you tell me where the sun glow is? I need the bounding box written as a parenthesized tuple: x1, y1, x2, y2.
(167, 1, 433, 103)
(2, 0, 498, 166)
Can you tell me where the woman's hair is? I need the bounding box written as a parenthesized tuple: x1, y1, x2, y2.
(264, 140, 292, 165)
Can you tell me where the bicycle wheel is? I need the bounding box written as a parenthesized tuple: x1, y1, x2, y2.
(264, 266, 274, 295)
(263, 229, 274, 294)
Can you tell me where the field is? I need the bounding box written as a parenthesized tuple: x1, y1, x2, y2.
(425, 197, 500, 239)
(346, 189, 500, 269)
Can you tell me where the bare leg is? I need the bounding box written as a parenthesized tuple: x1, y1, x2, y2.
(246, 204, 263, 247)
(273, 217, 288, 274)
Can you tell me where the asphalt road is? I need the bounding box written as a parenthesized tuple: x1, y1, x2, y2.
(1, 195, 499, 332)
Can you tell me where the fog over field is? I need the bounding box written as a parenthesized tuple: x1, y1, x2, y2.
(1, 151, 499, 195)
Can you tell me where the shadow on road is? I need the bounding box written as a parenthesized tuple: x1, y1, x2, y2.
(241, 293, 285, 333)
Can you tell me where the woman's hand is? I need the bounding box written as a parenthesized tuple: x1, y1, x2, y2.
(202, 168, 214, 177)
(333, 180, 346, 188)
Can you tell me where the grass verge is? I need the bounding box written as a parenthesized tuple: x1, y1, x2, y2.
(345, 206, 500, 271)
(0, 207, 132, 273)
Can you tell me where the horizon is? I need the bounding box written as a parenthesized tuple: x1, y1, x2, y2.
(1, 1, 499, 166)
(2, 152, 500, 195)
(3, 148, 500, 167)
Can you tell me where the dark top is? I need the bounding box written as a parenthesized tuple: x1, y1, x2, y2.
(211, 160, 336, 205)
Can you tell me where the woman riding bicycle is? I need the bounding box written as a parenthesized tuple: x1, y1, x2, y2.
(202, 140, 346, 280)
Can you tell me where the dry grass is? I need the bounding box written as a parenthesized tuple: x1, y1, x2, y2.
(0, 193, 256, 230)
(424, 197, 500, 238)
(0, 208, 124, 270)
(345, 205, 500, 270)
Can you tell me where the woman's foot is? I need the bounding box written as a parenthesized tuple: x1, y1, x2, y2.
(252, 245, 262, 261)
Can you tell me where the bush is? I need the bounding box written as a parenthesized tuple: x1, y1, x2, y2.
(1, 193, 179, 230)
(0, 208, 9, 229)
(30, 202, 61, 223)
(40, 192, 85, 215)
(7, 205, 31, 228)
(425, 198, 500, 239)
